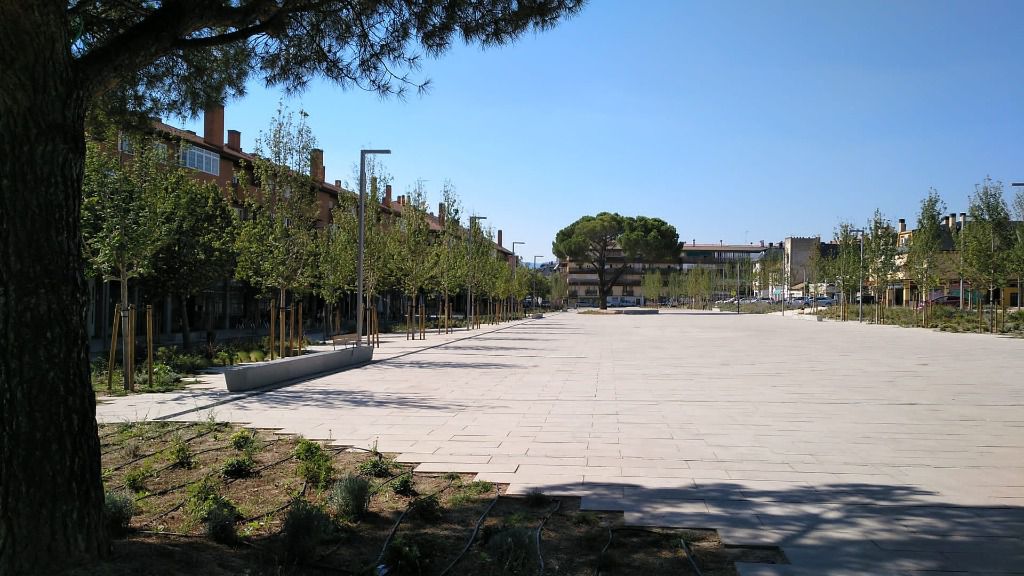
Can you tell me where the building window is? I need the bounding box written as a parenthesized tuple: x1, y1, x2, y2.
(119, 134, 134, 154)
(179, 145, 220, 175)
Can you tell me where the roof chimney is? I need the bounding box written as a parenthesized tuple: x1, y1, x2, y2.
(310, 148, 324, 182)
(203, 104, 224, 147)
(334, 179, 342, 187)
(384, 185, 392, 207)
(760, 240, 765, 247)
(497, 230, 503, 248)
(438, 202, 446, 228)
(949, 213, 957, 232)
(960, 212, 967, 228)
(226, 129, 241, 151)
(898, 218, 906, 233)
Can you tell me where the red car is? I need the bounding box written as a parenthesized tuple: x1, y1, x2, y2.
(917, 295, 960, 309)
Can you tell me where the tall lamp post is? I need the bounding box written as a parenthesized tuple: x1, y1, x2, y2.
(851, 228, 865, 322)
(357, 149, 390, 346)
(532, 255, 542, 308)
(512, 241, 524, 316)
(466, 215, 486, 330)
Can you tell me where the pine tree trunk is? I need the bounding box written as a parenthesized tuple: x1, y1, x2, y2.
(0, 3, 108, 572)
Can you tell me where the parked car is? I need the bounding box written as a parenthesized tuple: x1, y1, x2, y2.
(917, 294, 960, 309)
(812, 296, 835, 307)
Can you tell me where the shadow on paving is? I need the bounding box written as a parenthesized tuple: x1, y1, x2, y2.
(372, 358, 523, 371)
(519, 479, 1024, 575)
(234, 385, 476, 412)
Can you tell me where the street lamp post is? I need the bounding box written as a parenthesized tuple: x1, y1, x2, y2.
(357, 149, 390, 346)
(467, 215, 486, 330)
(532, 255, 542, 309)
(512, 241, 524, 317)
(852, 228, 865, 322)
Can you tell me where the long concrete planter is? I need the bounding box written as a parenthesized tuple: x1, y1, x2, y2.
(224, 346, 373, 392)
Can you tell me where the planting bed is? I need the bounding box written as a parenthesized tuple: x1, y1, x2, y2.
(82, 421, 786, 575)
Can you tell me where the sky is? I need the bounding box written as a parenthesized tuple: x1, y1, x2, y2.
(179, 0, 1024, 263)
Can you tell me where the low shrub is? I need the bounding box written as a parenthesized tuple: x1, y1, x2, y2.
(157, 347, 210, 374)
(330, 474, 371, 520)
(282, 499, 332, 564)
(185, 476, 235, 525)
(103, 490, 135, 537)
(484, 526, 537, 574)
(294, 438, 334, 488)
(205, 499, 239, 544)
(135, 362, 182, 390)
(123, 464, 153, 492)
(385, 534, 443, 575)
(408, 494, 443, 521)
(230, 430, 258, 453)
(358, 455, 395, 478)
(221, 455, 256, 479)
(165, 434, 195, 469)
(233, 350, 251, 363)
(391, 473, 415, 497)
(248, 350, 265, 362)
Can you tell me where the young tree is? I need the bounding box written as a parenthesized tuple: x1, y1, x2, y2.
(641, 269, 663, 306)
(146, 166, 237, 350)
(392, 183, 434, 339)
(906, 189, 946, 326)
(81, 136, 167, 386)
(962, 178, 1013, 331)
(833, 223, 862, 321)
(0, 3, 584, 569)
(549, 270, 569, 310)
(552, 213, 679, 309)
(431, 183, 466, 333)
(864, 210, 898, 323)
(314, 204, 358, 336)
(234, 106, 319, 335)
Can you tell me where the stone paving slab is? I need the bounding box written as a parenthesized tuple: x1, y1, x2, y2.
(96, 310, 1024, 575)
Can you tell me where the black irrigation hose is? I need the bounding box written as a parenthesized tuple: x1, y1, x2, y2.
(535, 499, 562, 576)
(437, 492, 501, 576)
(679, 539, 704, 576)
(111, 427, 218, 472)
(371, 478, 458, 570)
(593, 527, 614, 576)
(101, 422, 192, 451)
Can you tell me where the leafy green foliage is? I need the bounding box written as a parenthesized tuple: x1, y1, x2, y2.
(391, 473, 415, 497)
(234, 105, 319, 302)
(123, 464, 153, 493)
(294, 439, 334, 488)
(221, 455, 256, 479)
(963, 177, 1014, 304)
(553, 213, 679, 308)
(186, 476, 239, 541)
(165, 434, 195, 469)
(357, 455, 395, 478)
(230, 430, 258, 453)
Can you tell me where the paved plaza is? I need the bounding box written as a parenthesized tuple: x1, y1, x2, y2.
(96, 310, 1024, 575)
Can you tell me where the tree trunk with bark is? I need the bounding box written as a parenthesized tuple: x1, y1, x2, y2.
(0, 3, 108, 572)
(179, 294, 192, 350)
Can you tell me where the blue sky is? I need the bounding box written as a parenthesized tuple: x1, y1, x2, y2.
(181, 0, 1023, 263)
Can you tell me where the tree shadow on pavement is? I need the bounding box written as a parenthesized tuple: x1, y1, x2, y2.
(513, 479, 1024, 575)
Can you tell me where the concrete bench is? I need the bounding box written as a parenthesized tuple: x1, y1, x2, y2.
(224, 346, 373, 392)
